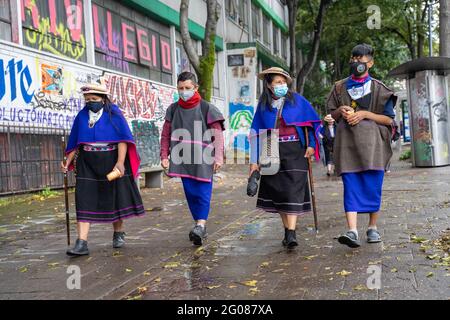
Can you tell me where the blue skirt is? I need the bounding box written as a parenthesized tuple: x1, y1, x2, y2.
(341, 170, 384, 213)
(181, 178, 213, 220)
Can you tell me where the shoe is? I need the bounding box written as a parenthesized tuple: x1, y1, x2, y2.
(366, 229, 381, 243)
(282, 228, 288, 246)
(113, 231, 126, 248)
(189, 225, 207, 246)
(338, 231, 361, 248)
(285, 229, 298, 249)
(66, 239, 89, 256)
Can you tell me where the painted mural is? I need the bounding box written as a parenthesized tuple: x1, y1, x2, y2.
(226, 47, 257, 156)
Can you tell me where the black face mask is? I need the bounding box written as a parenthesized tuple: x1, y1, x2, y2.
(349, 61, 368, 77)
(86, 101, 104, 113)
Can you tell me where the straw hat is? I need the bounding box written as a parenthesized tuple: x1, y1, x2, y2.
(80, 82, 108, 96)
(257, 67, 292, 84)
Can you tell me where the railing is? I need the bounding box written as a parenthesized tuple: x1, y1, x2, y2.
(0, 124, 75, 195)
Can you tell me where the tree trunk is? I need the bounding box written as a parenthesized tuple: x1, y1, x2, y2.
(179, 0, 219, 101)
(296, 0, 332, 95)
(286, 0, 298, 90)
(440, 0, 450, 56)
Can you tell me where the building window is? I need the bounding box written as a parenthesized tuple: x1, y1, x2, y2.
(251, 4, 260, 41)
(226, 0, 248, 30)
(281, 33, 288, 60)
(91, 0, 174, 85)
(262, 14, 270, 47)
(238, 0, 248, 29)
(273, 27, 279, 55)
(225, 0, 238, 23)
(0, 0, 12, 41)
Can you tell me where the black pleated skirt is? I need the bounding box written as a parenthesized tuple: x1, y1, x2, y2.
(256, 141, 311, 215)
(75, 146, 145, 223)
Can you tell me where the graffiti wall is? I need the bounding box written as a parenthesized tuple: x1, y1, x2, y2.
(0, 48, 100, 129)
(91, 0, 173, 84)
(21, 0, 87, 62)
(0, 44, 180, 169)
(226, 46, 257, 156)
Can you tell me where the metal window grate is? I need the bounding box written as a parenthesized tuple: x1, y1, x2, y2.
(0, 124, 75, 195)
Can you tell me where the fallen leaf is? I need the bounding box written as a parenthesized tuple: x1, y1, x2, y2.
(336, 270, 352, 277)
(410, 235, 428, 244)
(143, 272, 151, 276)
(137, 287, 148, 294)
(228, 285, 237, 289)
(48, 262, 59, 267)
(331, 193, 339, 197)
(426, 254, 440, 260)
(304, 255, 318, 260)
(126, 295, 142, 300)
(248, 287, 260, 295)
(207, 285, 221, 289)
(154, 277, 161, 283)
(125, 268, 132, 273)
(164, 262, 180, 269)
(260, 262, 270, 268)
(391, 268, 398, 273)
(19, 266, 28, 273)
(353, 284, 367, 291)
(241, 280, 257, 287)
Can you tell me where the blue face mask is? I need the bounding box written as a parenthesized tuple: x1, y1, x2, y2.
(273, 84, 288, 98)
(86, 101, 104, 113)
(179, 89, 195, 101)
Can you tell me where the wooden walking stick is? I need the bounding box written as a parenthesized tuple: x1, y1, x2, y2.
(61, 136, 71, 246)
(304, 127, 319, 232)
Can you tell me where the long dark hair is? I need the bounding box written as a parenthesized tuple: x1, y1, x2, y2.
(258, 73, 294, 110)
(101, 95, 121, 132)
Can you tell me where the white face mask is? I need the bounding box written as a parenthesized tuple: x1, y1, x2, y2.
(179, 89, 195, 101)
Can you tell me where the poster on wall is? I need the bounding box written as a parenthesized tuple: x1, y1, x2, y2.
(226, 47, 257, 156)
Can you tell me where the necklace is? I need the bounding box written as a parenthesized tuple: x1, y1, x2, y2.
(88, 109, 103, 128)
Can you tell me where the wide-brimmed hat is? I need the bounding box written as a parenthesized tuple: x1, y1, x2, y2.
(80, 82, 108, 96)
(257, 67, 292, 84)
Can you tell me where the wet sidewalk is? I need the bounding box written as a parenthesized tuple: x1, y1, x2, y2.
(0, 150, 449, 300)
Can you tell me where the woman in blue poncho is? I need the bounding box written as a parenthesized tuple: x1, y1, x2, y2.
(249, 67, 321, 249)
(62, 83, 144, 256)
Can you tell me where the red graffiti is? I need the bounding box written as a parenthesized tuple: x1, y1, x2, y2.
(105, 74, 159, 120)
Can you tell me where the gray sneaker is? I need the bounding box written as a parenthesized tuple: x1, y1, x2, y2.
(366, 229, 381, 243)
(113, 231, 126, 248)
(338, 231, 361, 248)
(189, 225, 207, 246)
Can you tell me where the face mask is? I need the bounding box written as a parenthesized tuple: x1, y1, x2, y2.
(273, 84, 288, 98)
(179, 89, 195, 102)
(86, 101, 104, 113)
(350, 61, 368, 77)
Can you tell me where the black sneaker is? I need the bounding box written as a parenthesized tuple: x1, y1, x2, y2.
(113, 231, 126, 248)
(286, 229, 298, 249)
(189, 225, 207, 246)
(66, 239, 89, 256)
(338, 231, 361, 248)
(366, 229, 381, 243)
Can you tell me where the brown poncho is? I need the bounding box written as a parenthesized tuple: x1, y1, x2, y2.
(326, 78, 397, 175)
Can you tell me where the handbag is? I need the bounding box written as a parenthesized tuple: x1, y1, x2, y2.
(259, 101, 284, 175)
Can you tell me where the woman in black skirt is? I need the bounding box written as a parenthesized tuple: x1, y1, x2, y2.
(62, 83, 144, 256)
(249, 67, 321, 248)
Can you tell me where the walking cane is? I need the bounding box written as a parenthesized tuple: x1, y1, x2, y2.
(61, 136, 71, 246)
(304, 127, 319, 232)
